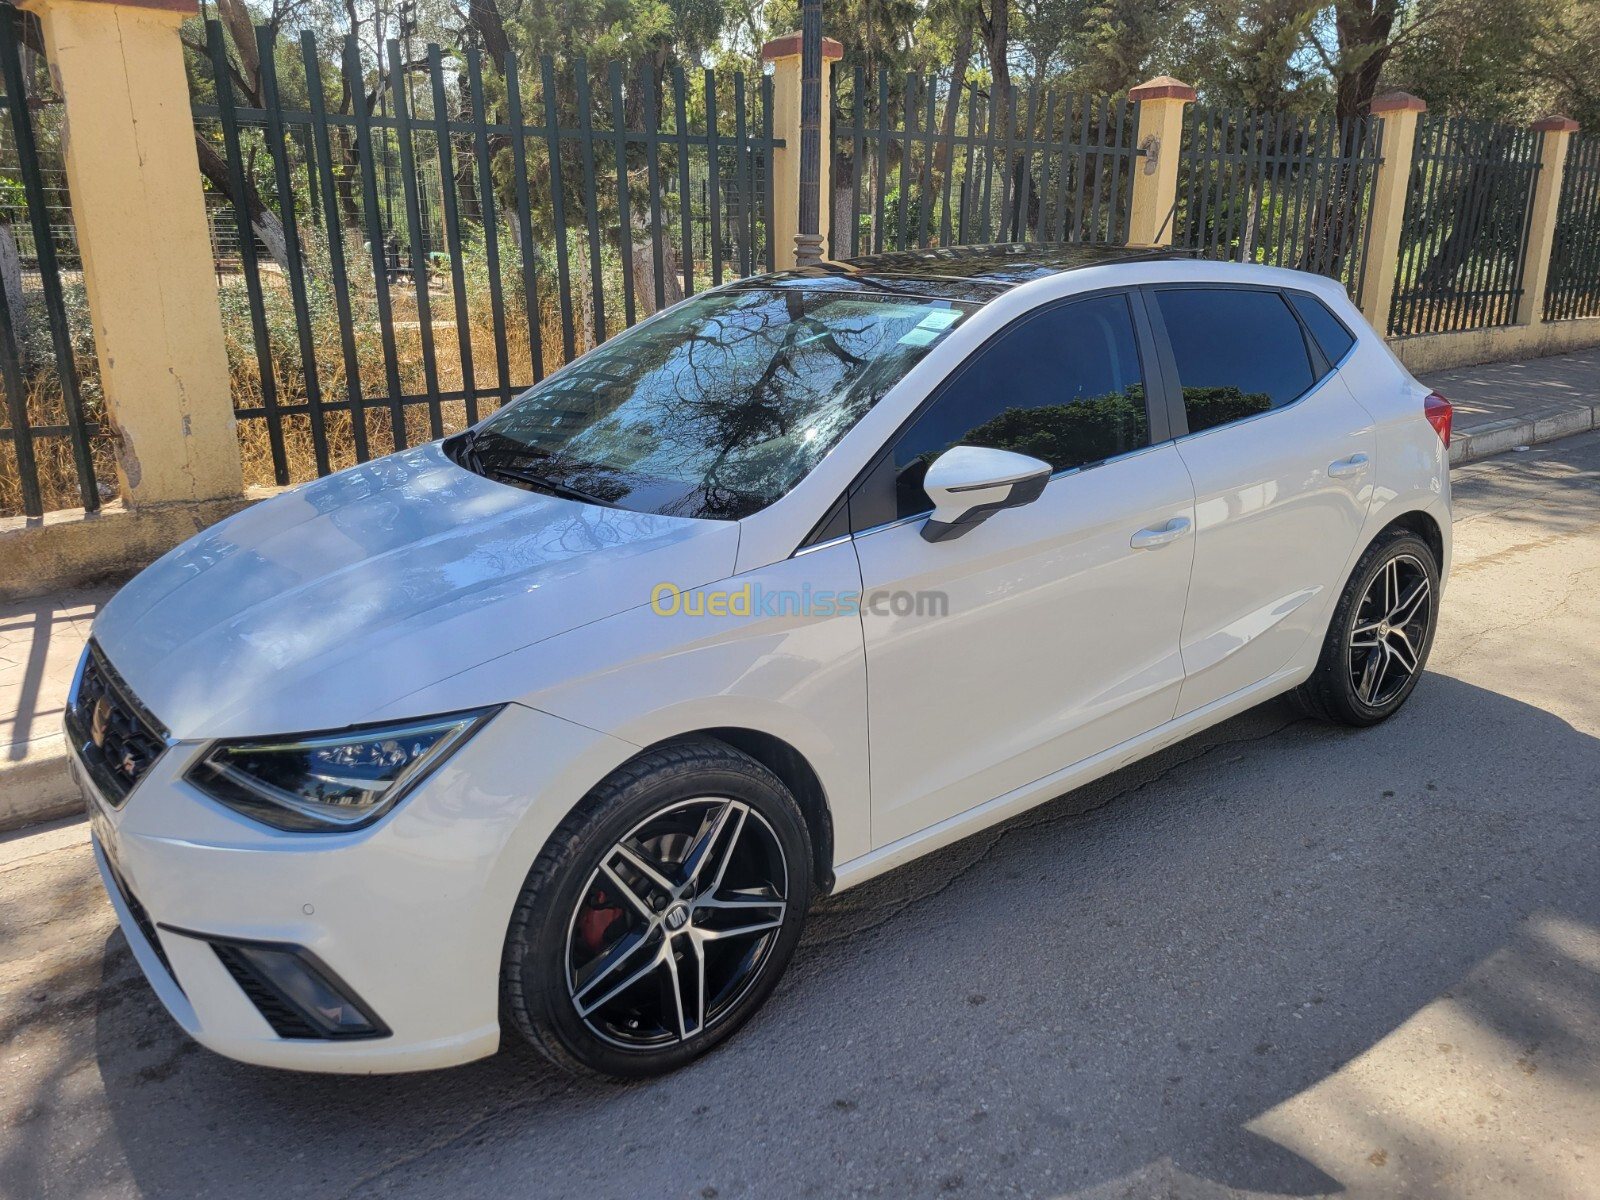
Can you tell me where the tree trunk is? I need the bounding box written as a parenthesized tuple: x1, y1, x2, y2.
(193, 134, 291, 274)
(0, 220, 26, 363)
(630, 226, 683, 317)
(932, 23, 975, 180)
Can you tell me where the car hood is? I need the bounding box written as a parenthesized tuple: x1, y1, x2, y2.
(92, 444, 740, 740)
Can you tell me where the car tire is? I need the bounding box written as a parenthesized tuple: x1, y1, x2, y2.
(1296, 528, 1440, 727)
(500, 737, 812, 1080)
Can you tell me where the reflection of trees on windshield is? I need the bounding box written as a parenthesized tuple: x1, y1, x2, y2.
(475, 288, 968, 519)
(1181, 386, 1274, 433)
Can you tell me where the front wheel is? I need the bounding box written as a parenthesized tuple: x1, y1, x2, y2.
(501, 739, 812, 1079)
(1297, 529, 1440, 726)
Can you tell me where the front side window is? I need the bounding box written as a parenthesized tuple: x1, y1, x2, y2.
(1155, 288, 1316, 435)
(887, 293, 1150, 518)
(466, 287, 975, 520)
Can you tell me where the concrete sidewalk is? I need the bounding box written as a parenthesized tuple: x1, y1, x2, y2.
(2, 346, 1597, 834)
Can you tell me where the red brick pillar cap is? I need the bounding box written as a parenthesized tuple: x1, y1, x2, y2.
(1531, 115, 1579, 132)
(760, 32, 844, 61)
(1368, 92, 1426, 114)
(1128, 76, 1196, 103)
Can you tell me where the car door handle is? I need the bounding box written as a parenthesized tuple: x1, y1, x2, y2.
(1328, 452, 1370, 479)
(1130, 516, 1193, 549)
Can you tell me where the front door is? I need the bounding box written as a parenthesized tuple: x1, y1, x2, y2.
(850, 292, 1199, 848)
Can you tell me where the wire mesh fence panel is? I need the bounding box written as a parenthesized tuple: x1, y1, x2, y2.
(193, 21, 780, 488)
(0, 5, 104, 519)
(1388, 115, 1541, 336)
(1173, 105, 1383, 297)
(1544, 133, 1600, 322)
(830, 71, 1142, 258)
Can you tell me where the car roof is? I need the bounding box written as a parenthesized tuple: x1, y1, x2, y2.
(731, 242, 1197, 304)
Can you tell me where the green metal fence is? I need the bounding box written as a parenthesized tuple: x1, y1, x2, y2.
(0, 4, 100, 519)
(1174, 105, 1384, 296)
(1389, 115, 1541, 336)
(831, 73, 1143, 257)
(1544, 133, 1600, 322)
(194, 21, 780, 487)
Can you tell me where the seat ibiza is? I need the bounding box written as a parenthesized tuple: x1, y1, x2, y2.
(69, 246, 1451, 1079)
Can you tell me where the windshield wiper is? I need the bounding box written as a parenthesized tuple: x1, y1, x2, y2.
(485, 462, 620, 509)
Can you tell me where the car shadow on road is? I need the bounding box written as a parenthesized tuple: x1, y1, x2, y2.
(9, 672, 1596, 1200)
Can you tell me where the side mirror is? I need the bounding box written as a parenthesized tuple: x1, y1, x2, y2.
(920, 445, 1052, 543)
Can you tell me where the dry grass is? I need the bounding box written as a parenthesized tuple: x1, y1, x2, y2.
(0, 355, 118, 518)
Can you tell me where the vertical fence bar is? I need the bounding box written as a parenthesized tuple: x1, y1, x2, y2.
(874, 72, 890, 251)
(213, 20, 288, 482)
(302, 33, 368, 461)
(704, 68, 724, 286)
(538, 56, 577, 360)
(256, 27, 331, 474)
(465, 49, 511, 406)
(503, 55, 545, 381)
(849, 67, 865, 256)
(609, 63, 637, 325)
(344, 34, 406, 448)
(640, 59, 667, 307)
(387, 39, 442, 438)
(573, 61, 608, 347)
(674, 67, 695, 295)
(733, 71, 752, 276)
(428, 44, 478, 424)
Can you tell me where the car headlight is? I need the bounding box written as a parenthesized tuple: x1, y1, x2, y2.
(185, 708, 500, 832)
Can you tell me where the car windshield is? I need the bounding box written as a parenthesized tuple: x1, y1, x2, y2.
(457, 286, 975, 519)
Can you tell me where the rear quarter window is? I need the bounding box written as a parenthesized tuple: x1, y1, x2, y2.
(1288, 292, 1358, 365)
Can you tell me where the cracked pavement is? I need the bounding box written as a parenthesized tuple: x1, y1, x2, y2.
(4, 431, 1600, 1200)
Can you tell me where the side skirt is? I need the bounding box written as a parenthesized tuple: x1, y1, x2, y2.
(830, 664, 1309, 893)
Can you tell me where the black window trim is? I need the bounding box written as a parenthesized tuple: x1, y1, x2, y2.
(1141, 282, 1347, 443)
(805, 286, 1176, 542)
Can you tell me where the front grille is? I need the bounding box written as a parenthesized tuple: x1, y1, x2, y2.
(66, 642, 168, 807)
(104, 856, 182, 991)
(211, 945, 323, 1038)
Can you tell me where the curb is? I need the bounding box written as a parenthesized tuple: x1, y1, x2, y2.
(1449, 403, 1596, 465)
(0, 734, 83, 834)
(1, 403, 1597, 837)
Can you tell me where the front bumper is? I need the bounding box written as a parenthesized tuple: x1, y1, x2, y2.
(75, 701, 636, 1074)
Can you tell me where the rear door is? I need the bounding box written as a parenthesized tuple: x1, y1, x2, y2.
(850, 290, 1199, 847)
(1146, 285, 1376, 716)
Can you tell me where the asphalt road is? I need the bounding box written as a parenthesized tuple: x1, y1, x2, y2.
(4, 432, 1600, 1200)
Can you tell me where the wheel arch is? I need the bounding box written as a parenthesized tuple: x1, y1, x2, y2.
(1377, 508, 1445, 570)
(606, 728, 838, 895)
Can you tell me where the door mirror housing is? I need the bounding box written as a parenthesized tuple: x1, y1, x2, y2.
(921, 445, 1052, 542)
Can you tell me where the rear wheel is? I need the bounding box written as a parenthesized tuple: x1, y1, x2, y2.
(501, 739, 811, 1079)
(1297, 530, 1439, 726)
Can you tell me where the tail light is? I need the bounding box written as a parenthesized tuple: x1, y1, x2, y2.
(1424, 391, 1452, 448)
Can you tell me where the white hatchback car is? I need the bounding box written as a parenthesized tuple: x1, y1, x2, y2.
(71, 246, 1451, 1079)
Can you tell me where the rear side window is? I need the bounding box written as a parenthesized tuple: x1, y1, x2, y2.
(1288, 292, 1357, 365)
(1155, 288, 1315, 435)
(886, 293, 1150, 518)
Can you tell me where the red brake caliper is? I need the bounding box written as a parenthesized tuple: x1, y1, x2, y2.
(578, 889, 625, 953)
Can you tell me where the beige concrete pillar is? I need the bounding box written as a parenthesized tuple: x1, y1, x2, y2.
(760, 32, 843, 269)
(1358, 92, 1427, 336)
(1126, 76, 1196, 247)
(20, 0, 242, 506)
(1514, 115, 1579, 326)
